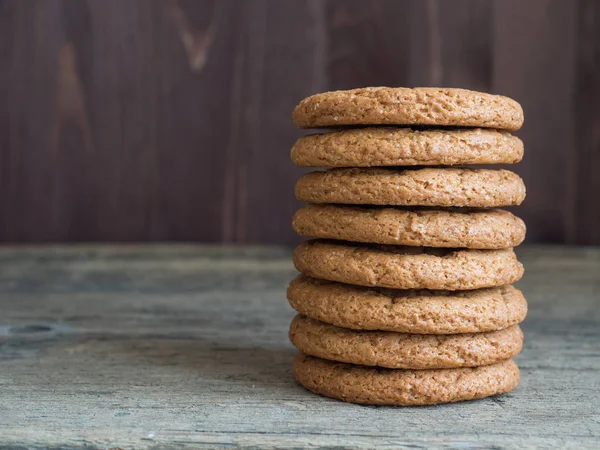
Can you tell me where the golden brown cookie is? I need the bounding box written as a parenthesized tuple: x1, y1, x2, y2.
(289, 315, 523, 369)
(293, 240, 524, 290)
(295, 168, 526, 207)
(287, 275, 528, 334)
(293, 353, 520, 406)
(291, 128, 524, 167)
(292, 87, 524, 130)
(293, 204, 526, 249)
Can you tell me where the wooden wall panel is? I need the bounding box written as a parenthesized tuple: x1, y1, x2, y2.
(0, 0, 599, 244)
(325, 0, 413, 89)
(575, 0, 600, 245)
(0, 0, 65, 242)
(231, 1, 324, 244)
(493, 0, 578, 244)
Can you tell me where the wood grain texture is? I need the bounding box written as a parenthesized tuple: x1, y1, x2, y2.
(574, 0, 600, 245)
(0, 0, 599, 244)
(493, 0, 577, 244)
(325, 0, 413, 89)
(0, 245, 599, 448)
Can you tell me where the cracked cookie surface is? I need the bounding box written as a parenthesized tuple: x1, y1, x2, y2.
(293, 204, 526, 249)
(289, 315, 523, 369)
(291, 127, 523, 167)
(287, 275, 527, 334)
(293, 354, 520, 406)
(292, 87, 524, 130)
(295, 168, 526, 207)
(293, 240, 524, 290)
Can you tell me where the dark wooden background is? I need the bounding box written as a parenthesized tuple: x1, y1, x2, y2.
(0, 0, 598, 245)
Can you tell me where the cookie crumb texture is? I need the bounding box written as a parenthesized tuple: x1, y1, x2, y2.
(293, 204, 526, 249)
(292, 87, 524, 130)
(293, 240, 524, 290)
(288, 275, 528, 334)
(289, 315, 523, 369)
(291, 127, 524, 167)
(296, 168, 526, 207)
(292, 354, 520, 406)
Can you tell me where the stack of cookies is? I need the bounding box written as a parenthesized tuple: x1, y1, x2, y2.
(287, 87, 527, 406)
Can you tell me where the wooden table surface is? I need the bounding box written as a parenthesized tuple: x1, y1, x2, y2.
(0, 245, 599, 449)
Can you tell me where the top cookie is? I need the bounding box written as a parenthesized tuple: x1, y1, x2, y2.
(293, 87, 524, 130)
(291, 128, 524, 167)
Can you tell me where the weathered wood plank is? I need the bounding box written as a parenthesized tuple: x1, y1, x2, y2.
(0, 245, 599, 448)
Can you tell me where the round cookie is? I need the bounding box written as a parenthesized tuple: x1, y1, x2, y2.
(292, 87, 524, 130)
(291, 128, 524, 167)
(287, 275, 528, 334)
(290, 315, 523, 370)
(295, 168, 526, 207)
(293, 354, 520, 406)
(293, 240, 524, 290)
(293, 204, 526, 249)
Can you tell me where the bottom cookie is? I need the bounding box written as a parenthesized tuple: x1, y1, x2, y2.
(292, 353, 519, 406)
